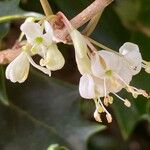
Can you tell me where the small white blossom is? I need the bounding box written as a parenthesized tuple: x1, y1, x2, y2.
(69, 27, 149, 123)
(6, 18, 65, 83)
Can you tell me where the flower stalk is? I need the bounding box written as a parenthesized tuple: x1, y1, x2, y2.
(40, 0, 53, 16)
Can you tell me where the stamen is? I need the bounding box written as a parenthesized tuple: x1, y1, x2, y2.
(130, 86, 149, 98)
(104, 78, 107, 98)
(103, 78, 109, 106)
(112, 92, 131, 107)
(115, 72, 149, 98)
(94, 99, 103, 113)
(142, 62, 150, 74)
(94, 109, 102, 122)
(98, 98, 112, 123)
(114, 72, 129, 87)
(27, 55, 51, 76)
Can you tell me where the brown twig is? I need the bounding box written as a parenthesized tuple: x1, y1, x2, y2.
(55, 0, 113, 41)
(0, 42, 22, 64)
(0, 0, 113, 64)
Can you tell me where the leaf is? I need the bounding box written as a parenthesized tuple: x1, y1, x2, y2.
(0, 69, 105, 150)
(0, 0, 24, 17)
(0, 66, 9, 105)
(0, 23, 9, 39)
(0, 0, 43, 23)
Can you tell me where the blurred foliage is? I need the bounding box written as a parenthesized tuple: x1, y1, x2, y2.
(0, 0, 150, 149)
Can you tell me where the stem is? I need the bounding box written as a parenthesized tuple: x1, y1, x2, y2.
(82, 11, 103, 36)
(40, 0, 53, 16)
(88, 37, 114, 51)
(0, 13, 43, 23)
(89, 37, 123, 56)
(55, 0, 114, 40)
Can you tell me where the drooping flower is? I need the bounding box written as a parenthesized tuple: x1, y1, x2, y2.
(6, 18, 65, 83)
(68, 27, 149, 123)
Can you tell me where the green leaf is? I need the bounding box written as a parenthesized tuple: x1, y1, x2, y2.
(0, 23, 9, 39)
(0, 66, 9, 105)
(0, 0, 43, 23)
(0, 0, 23, 17)
(0, 69, 105, 150)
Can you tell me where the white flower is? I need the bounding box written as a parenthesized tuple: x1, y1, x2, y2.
(6, 19, 65, 83)
(21, 20, 65, 70)
(63, 14, 149, 123)
(6, 52, 30, 83)
(21, 20, 53, 46)
(78, 47, 149, 123)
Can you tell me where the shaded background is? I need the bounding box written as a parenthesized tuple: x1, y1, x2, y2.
(0, 0, 150, 150)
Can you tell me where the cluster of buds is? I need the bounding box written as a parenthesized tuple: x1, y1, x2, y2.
(5, 14, 150, 123)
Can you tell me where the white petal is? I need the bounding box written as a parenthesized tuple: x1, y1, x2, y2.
(109, 59, 133, 93)
(119, 42, 142, 75)
(5, 52, 30, 83)
(40, 44, 65, 71)
(70, 29, 88, 58)
(79, 74, 96, 99)
(75, 54, 91, 75)
(98, 50, 122, 73)
(43, 20, 53, 45)
(93, 77, 106, 97)
(20, 21, 43, 43)
(27, 55, 51, 76)
(119, 42, 139, 55)
(91, 52, 105, 77)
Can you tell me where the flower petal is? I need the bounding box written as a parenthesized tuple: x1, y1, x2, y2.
(119, 42, 142, 75)
(75, 54, 91, 75)
(20, 21, 43, 43)
(43, 20, 53, 45)
(91, 52, 105, 77)
(79, 74, 96, 99)
(5, 52, 30, 83)
(98, 50, 122, 73)
(40, 44, 65, 71)
(70, 29, 88, 58)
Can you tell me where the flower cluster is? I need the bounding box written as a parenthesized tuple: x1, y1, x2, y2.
(5, 15, 150, 123)
(6, 18, 65, 83)
(69, 28, 150, 123)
